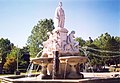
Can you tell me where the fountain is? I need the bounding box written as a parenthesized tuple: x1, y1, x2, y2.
(29, 1, 87, 79)
(0, 2, 120, 83)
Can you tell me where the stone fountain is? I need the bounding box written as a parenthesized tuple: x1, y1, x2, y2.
(31, 1, 87, 79)
(0, 2, 120, 83)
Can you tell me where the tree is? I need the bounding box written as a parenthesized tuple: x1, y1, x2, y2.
(75, 37, 86, 55)
(75, 37, 85, 47)
(88, 33, 120, 66)
(27, 19, 54, 57)
(3, 46, 19, 73)
(19, 46, 30, 69)
(0, 38, 13, 73)
(3, 46, 30, 73)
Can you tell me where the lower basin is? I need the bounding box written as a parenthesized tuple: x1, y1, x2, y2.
(0, 72, 120, 83)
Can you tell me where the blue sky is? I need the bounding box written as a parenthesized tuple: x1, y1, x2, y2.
(0, 0, 119, 48)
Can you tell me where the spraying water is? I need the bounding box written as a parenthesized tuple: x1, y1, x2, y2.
(26, 50, 43, 77)
(27, 63, 34, 77)
(79, 46, 95, 77)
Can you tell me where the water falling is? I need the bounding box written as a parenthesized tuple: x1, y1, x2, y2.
(27, 63, 34, 77)
(64, 59, 68, 79)
(26, 50, 43, 77)
(79, 46, 95, 76)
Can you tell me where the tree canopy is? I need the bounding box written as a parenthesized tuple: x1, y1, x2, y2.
(84, 33, 120, 66)
(27, 19, 54, 57)
(0, 38, 13, 73)
(3, 46, 19, 73)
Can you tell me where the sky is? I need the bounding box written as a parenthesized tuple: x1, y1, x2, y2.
(0, 0, 119, 48)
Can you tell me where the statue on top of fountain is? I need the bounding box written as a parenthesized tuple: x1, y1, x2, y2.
(42, 2, 79, 57)
(54, 2, 65, 28)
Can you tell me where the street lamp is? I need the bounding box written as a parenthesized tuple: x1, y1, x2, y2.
(17, 47, 19, 71)
(15, 46, 20, 75)
(0, 48, 2, 63)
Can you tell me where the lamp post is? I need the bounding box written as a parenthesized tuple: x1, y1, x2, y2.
(17, 47, 19, 71)
(15, 46, 20, 75)
(0, 58, 2, 74)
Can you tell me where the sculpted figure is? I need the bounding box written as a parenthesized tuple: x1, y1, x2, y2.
(43, 32, 53, 48)
(67, 31, 79, 50)
(54, 2, 65, 28)
(52, 30, 62, 51)
(42, 32, 53, 57)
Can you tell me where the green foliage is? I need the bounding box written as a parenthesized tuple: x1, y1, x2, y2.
(2, 45, 30, 73)
(6, 46, 19, 59)
(0, 38, 13, 73)
(0, 38, 13, 61)
(75, 37, 86, 55)
(3, 57, 16, 73)
(86, 33, 120, 66)
(3, 46, 19, 73)
(75, 37, 85, 47)
(27, 19, 54, 57)
(19, 46, 30, 69)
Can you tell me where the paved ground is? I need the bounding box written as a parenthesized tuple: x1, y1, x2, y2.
(0, 72, 120, 83)
(82, 72, 120, 78)
(0, 72, 120, 78)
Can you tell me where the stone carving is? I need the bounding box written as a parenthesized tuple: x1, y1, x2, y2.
(29, 2, 88, 79)
(67, 31, 79, 51)
(42, 32, 53, 57)
(41, 2, 80, 57)
(42, 29, 80, 57)
(54, 2, 65, 28)
(63, 31, 79, 54)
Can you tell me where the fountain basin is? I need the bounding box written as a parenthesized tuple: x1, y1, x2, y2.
(31, 57, 53, 64)
(30, 56, 88, 79)
(59, 56, 87, 64)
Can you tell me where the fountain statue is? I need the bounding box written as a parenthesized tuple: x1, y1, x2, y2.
(42, 2, 79, 57)
(54, 2, 65, 28)
(31, 1, 87, 79)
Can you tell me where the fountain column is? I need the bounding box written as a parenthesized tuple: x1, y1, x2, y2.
(52, 51, 60, 79)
